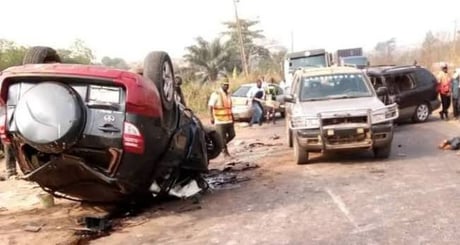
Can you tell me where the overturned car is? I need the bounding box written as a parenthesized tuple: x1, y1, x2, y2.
(0, 47, 222, 203)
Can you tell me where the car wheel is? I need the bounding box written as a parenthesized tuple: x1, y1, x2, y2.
(293, 137, 309, 164)
(373, 143, 392, 159)
(22, 46, 61, 64)
(286, 119, 293, 148)
(14, 82, 85, 153)
(412, 103, 430, 123)
(204, 126, 223, 160)
(143, 51, 176, 127)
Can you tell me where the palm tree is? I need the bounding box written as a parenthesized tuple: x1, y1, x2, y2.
(184, 37, 230, 82)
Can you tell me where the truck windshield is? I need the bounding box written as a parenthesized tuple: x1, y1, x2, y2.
(299, 73, 372, 101)
(289, 55, 327, 71)
(341, 56, 368, 68)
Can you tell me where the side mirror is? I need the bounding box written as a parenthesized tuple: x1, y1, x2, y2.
(376, 87, 388, 96)
(284, 94, 295, 103)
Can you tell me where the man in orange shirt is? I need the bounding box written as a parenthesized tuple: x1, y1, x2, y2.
(437, 63, 452, 120)
(208, 78, 235, 157)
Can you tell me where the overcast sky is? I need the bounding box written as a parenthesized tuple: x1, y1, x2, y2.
(1, 0, 459, 62)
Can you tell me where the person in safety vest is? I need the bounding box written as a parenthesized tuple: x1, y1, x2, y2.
(437, 63, 452, 120)
(208, 77, 235, 157)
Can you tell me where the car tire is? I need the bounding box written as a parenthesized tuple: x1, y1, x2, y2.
(143, 51, 175, 112)
(204, 126, 223, 160)
(22, 46, 61, 64)
(286, 119, 293, 148)
(14, 82, 85, 153)
(293, 137, 309, 164)
(373, 143, 392, 159)
(412, 103, 430, 123)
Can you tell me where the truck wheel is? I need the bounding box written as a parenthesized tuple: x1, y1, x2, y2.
(286, 120, 293, 148)
(412, 103, 430, 123)
(204, 126, 223, 160)
(293, 138, 309, 165)
(373, 143, 392, 159)
(143, 51, 175, 112)
(14, 82, 85, 153)
(23, 46, 61, 64)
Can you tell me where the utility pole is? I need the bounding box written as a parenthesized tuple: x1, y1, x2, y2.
(453, 20, 458, 64)
(233, 0, 249, 78)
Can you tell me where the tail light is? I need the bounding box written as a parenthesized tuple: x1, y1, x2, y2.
(122, 122, 144, 154)
(0, 111, 10, 144)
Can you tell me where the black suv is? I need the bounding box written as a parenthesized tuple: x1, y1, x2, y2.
(366, 65, 441, 123)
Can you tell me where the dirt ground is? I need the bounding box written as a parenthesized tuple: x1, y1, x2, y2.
(2, 116, 460, 244)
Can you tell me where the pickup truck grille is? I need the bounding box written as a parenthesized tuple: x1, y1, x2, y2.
(322, 116, 368, 126)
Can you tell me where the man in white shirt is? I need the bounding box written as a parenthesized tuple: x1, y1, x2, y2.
(247, 79, 265, 126)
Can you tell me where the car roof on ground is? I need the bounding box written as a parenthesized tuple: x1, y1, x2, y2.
(295, 66, 363, 77)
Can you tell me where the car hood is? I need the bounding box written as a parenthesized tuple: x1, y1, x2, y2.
(293, 96, 386, 116)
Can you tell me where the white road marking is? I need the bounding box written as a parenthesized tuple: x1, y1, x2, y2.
(325, 187, 359, 229)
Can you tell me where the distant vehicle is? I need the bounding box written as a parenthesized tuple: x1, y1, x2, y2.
(283, 49, 333, 92)
(0, 46, 223, 203)
(231, 83, 286, 121)
(284, 67, 398, 164)
(335, 48, 369, 69)
(339, 56, 369, 69)
(336, 47, 363, 59)
(366, 65, 441, 123)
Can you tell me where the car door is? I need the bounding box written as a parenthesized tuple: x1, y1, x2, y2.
(389, 72, 419, 120)
(413, 68, 439, 104)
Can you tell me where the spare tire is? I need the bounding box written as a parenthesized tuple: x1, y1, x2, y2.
(23, 46, 61, 64)
(14, 82, 85, 153)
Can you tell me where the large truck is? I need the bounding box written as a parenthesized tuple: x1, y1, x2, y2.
(336, 47, 369, 69)
(283, 49, 333, 92)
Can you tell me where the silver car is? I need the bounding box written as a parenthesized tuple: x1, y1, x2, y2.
(231, 83, 286, 121)
(285, 67, 398, 164)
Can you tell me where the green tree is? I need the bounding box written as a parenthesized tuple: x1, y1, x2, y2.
(184, 37, 231, 82)
(58, 39, 95, 64)
(0, 39, 27, 70)
(101, 56, 129, 69)
(222, 19, 266, 72)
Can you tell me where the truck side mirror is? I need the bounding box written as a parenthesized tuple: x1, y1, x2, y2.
(376, 87, 388, 96)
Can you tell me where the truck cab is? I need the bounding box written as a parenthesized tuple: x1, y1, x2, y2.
(283, 49, 333, 93)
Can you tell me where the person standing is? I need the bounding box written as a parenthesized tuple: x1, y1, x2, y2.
(208, 78, 235, 157)
(174, 75, 187, 106)
(437, 63, 452, 120)
(265, 78, 278, 124)
(248, 78, 265, 126)
(452, 69, 460, 119)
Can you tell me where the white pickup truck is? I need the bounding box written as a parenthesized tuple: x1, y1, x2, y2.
(285, 67, 398, 164)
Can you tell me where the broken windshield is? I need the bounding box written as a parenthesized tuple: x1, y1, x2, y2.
(299, 73, 372, 101)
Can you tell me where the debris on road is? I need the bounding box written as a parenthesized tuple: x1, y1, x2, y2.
(269, 134, 280, 140)
(24, 224, 43, 232)
(74, 216, 113, 238)
(204, 161, 258, 190)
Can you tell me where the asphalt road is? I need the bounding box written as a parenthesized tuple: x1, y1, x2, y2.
(93, 116, 460, 245)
